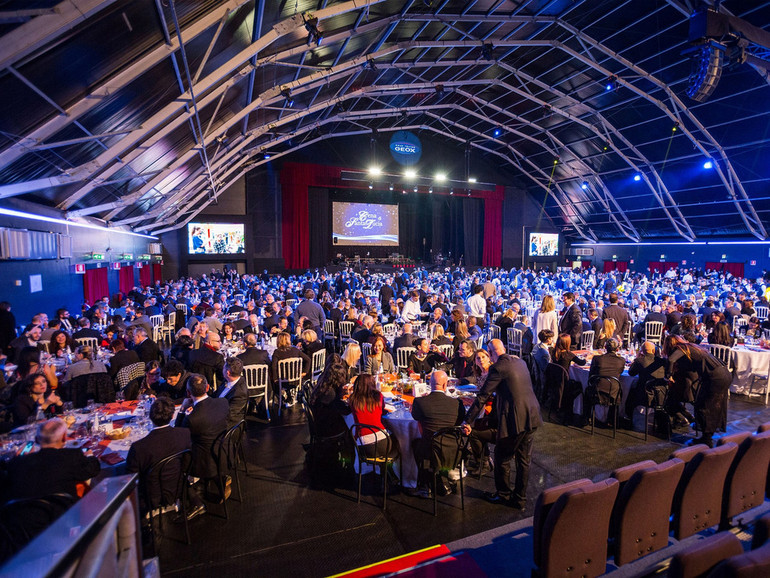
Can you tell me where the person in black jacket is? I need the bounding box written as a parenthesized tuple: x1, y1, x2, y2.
(585, 338, 626, 422)
(237, 333, 271, 367)
(127, 397, 192, 513)
(187, 332, 225, 393)
(462, 339, 542, 509)
(558, 292, 583, 350)
(132, 327, 162, 364)
(174, 373, 229, 519)
(107, 339, 140, 380)
(216, 357, 249, 428)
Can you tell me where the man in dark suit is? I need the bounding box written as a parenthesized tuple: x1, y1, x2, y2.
(132, 327, 162, 363)
(393, 323, 416, 362)
(379, 278, 395, 314)
(4, 418, 101, 502)
(294, 289, 327, 340)
(72, 317, 102, 341)
(586, 338, 626, 423)
(187, 331, 225, 392)
(411, 370, 465, 497)
(242, 313, 261, 335)
(602, 293, 631, 341)
(723, 297, 741, 325)
(559, 292, 583, 350)
(107, 339, 140, 380)
(127, 397, 192, 513)
(238, 333, 271, 366)
(217, 357, 249, 427)
(462, 339, 542, 509)
(626, 341, 667, 416)
(175, 373, 229, 519)
(351, 316, 374, 346)
(328, 300, 346, 332)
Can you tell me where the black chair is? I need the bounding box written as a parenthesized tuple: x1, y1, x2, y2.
(425, 427, 468, 516)
(643, 378, 670, 441)
(350, 423, 399, 510)
(142, 449, 192, 553)
(587, 375, 622, 438)
(212, 420, 247, 519)
(301, 398, 349, 463)
(62, 372, 116, 408)
(544, 363, 569, 420)
(0, 493, 75, 562)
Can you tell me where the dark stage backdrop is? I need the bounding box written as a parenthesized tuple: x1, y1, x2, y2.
(310, 188, 483, 267)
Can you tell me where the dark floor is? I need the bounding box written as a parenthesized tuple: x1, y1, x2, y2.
(156, 396, 770, 578)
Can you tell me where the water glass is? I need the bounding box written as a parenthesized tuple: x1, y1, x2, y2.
(115, 391, 125, 403)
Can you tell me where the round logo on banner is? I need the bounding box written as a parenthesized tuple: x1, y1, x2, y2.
(389, 131, 422, 165)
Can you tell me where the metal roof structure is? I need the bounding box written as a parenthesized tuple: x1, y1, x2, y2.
(0, 0, 768, 242)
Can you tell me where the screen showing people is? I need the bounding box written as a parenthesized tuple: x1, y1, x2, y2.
(332, 202, 399, 246)
(529, 232, 559, 257)
(188, 223, 245, 254)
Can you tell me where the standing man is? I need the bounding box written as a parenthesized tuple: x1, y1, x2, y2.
(379, 278, 395, 314)
(462, 339, 542, 509)
(466, 285, 487, 330)
(294, 289, 327, 341)
(602, 293, 630, 341)
(559, 292, 583, 350)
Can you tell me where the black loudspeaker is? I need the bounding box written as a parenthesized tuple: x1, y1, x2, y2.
(333, 236, 338, 245)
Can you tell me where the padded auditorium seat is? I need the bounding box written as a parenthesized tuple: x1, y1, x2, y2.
(611, 459, 685, 566)
(668, 532, 743, 578)
(671, 443, 738, 540)
(708, 540, 770, 577)
(719, 431, 770, 528)
(535, 478, 619, 578)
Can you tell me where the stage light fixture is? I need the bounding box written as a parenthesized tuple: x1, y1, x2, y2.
(493, 127, 502, 137)
(449, 188, 454, 195)
(633, 173, 642, 182)
(388, 183, 394, 191)
(435, 172, 446, 182)
(467, 190, 471, 197)
(703, 159, 714, 169)
(402, 189, 407, 195)
(368, 166, 381, 175)
(468, 177, 477, 183)
(368, 182, 373, 190)
(605, 75, 618, 92)
(413, 185, 418, 192)
(304, 15, 323, 46)
(429, 186, 433, 193)
(281, 87, 294, 107)
(404, 168, 417, 179)
(263, 152, 271, 160)
(581, 181, 589, 190)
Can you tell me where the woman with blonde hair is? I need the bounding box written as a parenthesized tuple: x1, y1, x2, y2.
(341, 341, 362, 381)
(431, 324, 452, 346)
(452, 320, 470, 351)
(595, 318, 616, 350)
(271, 331, 311, 402)
(533, 295, 558, 345)
(496, 308, 516, 347)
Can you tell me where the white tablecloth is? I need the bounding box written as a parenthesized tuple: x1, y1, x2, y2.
(729, 346, 770, 395)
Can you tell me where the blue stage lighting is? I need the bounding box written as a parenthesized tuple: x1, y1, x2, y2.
(703, 160, 713, 169)
(581, 181, 589, 190)
(633, 173, 641, 182)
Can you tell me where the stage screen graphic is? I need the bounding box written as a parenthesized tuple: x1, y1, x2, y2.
(188, 223, 245, 254)
(332, 202, 399, 246)
(529, 232, 559, 257)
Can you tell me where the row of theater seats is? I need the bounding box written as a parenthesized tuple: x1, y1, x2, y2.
(531, 423, 770, 578)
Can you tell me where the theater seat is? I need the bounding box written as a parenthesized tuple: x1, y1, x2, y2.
(757, 423, 770, 434)
(672, 443, 738, 540)
(708, 540, 770, 577)
(751, 512, 770, 551)
(670, 444, 711, 464)
(612, 459, 684, 566)
(721, 431, 770, 528)
(532, 478, 593, 571)
(537, 478, 619, 578)
(669, 532, 743, 578)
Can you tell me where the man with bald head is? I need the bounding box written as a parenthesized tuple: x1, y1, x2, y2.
(411, 370, 466, 497)
(462, 339, 542, 509)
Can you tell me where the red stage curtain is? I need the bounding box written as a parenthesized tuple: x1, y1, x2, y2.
(118, 266, 134, 295)
(83, 268, 109, 305)
(579, 260, 591, 268)
(603, 261, 628, 273)
(706, 262, 745, 278)
(482, 189, 504, 267)
(139, 265, 151, 287)
(152, 264, 161, 284)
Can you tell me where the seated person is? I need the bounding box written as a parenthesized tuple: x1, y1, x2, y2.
(187, 332, 225, 393)
(11, 374, 62, 427)
(158, 360, 191, 401)
(107, 338, 140, 380)
(127, 397, 192, 514)
(2, 419, 100, 555)
(514, 315, 534, 356)
(585, 338, 625, 419)
(626, 341, 667, 416)
(708, 321, 735, 348)
(411, 370, 465, 497)
(348, 374, 398, 459)
(451, 340, 477, 384)
(532, 329, 554, 391)
(216, 357, 249, 428)
(309, 355, 350, 438)
(407, 338, 449, 376)
(365, 335, 395, 375)
(62, 345, 107, 382)
(430, 324, 452, 347)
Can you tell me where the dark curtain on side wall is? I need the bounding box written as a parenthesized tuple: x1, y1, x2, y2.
(152, 264, 162, 284)
(463, 198, 483, 267)
(281, 166, 311, 270)
(648, 261, 679, 273)
(118, 266, 134, 295)
(139, 266, 152, 287)
(309, 187, 330, 266)
(705, 262, 745, 278)
(83, 268, 109, 305)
